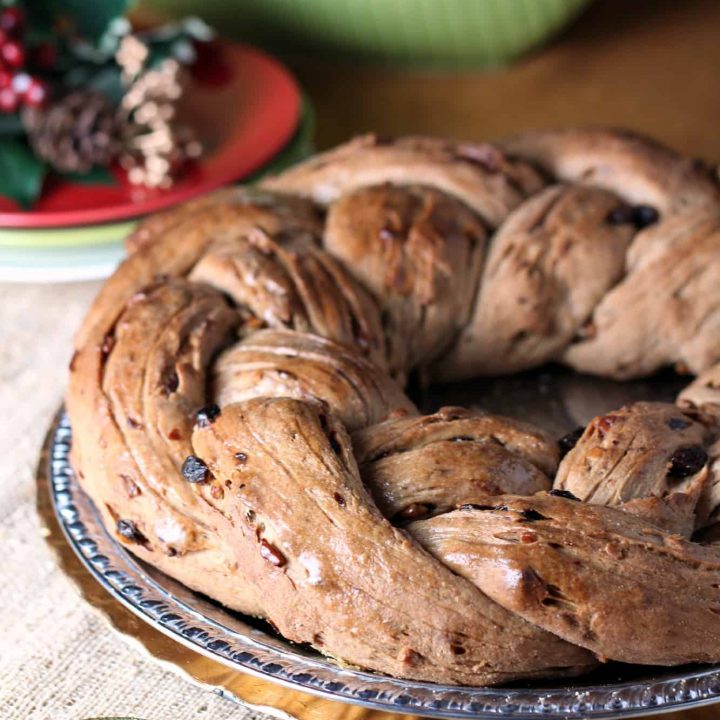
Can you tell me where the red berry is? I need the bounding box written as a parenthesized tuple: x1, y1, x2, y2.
(23, 78, 48, 108)
(1, 39, 24, 68)
(30, 42, 57, 70)
(12, 72, 30, 93)
(0, 7, 24, 36)
(0, 69, 12, 89)
(0, 86, 18, 113)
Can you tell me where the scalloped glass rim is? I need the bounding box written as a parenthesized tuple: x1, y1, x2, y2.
(48, 410, 720, 719)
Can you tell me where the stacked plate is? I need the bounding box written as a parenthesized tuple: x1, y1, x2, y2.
(0, 41, 312, 282)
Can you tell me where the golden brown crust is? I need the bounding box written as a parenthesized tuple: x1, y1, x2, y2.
(67, 128, 720, 686)
(261, 134, 546, 226)
(189, 398, 593, 684)
(555, 403, 709, 517)
(562, 212, 720, 378)
(500, 127, 720, 213)
(213, 329, 416, 431)
(353, 407, 556, 519)
(189, 227, 388, 372)
(437, 184, 634, 378)
(411, 494, 720, 665)
(324, 184, 487, 375)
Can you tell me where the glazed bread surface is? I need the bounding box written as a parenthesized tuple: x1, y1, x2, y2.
(68, 128, 720, 685)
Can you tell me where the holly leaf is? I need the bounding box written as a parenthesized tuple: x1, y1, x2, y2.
(0, 140, 47, 208)
(0, 113, 24, 136)
(65, 0, 132, 42)
(26, 0, 134, 44)
(64, 64, 124, 104)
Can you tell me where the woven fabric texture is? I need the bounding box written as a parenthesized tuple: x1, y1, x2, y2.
(0, 281, 263, 720)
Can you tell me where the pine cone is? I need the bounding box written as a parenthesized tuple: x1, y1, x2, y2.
(23, 89, 121, 173)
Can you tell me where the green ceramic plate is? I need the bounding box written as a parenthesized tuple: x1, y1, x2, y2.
(143, 0, 591, 67)
(0, 99, 314, 282)
(0, 221, 138, 249)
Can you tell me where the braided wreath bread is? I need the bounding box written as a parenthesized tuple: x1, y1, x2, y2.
(67, 128, 720, 686)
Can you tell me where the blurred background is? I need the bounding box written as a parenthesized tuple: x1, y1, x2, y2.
(0, 0, 717, 282)
(140, 0, 720, 154)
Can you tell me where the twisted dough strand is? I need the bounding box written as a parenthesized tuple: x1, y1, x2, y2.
(68, 128, 720, 686)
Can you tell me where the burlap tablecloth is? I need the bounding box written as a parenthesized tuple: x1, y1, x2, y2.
(0, 281, 263, 720)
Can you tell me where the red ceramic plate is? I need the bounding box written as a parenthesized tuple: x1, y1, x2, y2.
(0, 40, 301, 228)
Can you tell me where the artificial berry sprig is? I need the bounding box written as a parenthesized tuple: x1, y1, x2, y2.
(0, 0, 209, 204)
(0, 3, 51, 114)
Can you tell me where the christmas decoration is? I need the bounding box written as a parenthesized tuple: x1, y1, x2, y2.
(0, 4, 51, 117)
(0, 0, 211, 207)
(23, 88, 120, 173)
(115, 35, 201, 189)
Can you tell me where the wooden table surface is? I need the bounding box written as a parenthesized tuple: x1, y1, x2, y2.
(295, 3, 720, 717)
(296, 0, 720, 163)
